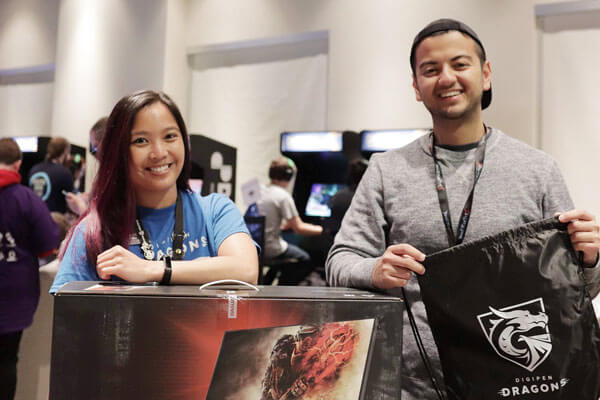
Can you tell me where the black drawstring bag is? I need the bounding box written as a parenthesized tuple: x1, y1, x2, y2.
(419, 217, 600, 399)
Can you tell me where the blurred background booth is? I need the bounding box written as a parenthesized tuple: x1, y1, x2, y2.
(280, 130, 360, 224)
(14, 136, 86, 188)
(189, 133, 237, 201)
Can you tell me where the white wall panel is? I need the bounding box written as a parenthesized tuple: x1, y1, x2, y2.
(538, 5, 600, 309)
(0, 0, 59, 70)
(51, 0, 167, 190)
(189, 53, 327, 204)
(539, 10, 600, 220)
(0, 0, 58, 140)
(0, 82, 53, 137)
(181, 0, 540, 145)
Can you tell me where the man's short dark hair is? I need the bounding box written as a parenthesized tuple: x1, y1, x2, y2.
(0, 138, 22, 164)
(414, 30, 485, 69)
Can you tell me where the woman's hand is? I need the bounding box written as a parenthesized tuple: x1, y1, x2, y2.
(65, 192, 89, 216)
(96, 245, 163, 282)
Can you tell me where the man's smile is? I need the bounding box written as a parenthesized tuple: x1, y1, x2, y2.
(439, 90, 462, 99)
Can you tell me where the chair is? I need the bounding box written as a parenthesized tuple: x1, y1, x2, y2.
(244, 215, 265, 284)
(244, 215, 300, 285)
(263, 255, 300, 286)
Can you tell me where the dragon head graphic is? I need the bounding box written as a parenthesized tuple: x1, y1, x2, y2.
(478, 298, 553, 372)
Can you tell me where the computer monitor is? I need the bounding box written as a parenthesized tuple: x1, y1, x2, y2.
(305, 183, 346, 218)
(13, 136, 39, 152)
(281, 131, 343, 152)
(360, 129, 428, 152)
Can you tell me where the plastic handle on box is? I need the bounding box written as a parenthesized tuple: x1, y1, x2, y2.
(198, 279, 260, 292)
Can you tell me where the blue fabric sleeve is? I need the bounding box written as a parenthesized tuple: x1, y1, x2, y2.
(49, 221, 98, 294)
(205, 193, 251, 252)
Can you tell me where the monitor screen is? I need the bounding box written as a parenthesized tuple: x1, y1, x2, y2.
(281, 131, 343, 152)
(361, 129, 428, 152)
(305, 183, 346, 217)
(13, 136, 38, 152)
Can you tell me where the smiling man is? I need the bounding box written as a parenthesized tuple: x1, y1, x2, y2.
(326, 19, 600, 399)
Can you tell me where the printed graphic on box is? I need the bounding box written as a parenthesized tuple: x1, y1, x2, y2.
(207, 319, 375, 399)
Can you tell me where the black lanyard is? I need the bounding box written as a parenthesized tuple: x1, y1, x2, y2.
(431, 128, 488, 246)
(135, 192, 185, 261)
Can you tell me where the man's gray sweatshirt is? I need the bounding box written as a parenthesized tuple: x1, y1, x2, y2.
(326, 128, 600, 400)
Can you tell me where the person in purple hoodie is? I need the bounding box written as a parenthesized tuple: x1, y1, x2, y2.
(0, 138, 59, 400)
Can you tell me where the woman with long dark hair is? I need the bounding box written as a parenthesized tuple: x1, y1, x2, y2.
(50, 90, 257, 291)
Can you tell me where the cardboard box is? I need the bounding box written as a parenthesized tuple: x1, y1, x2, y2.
(50, 282, 403, 399)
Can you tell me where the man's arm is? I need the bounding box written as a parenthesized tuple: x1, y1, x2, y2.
(275, 188, 323, 235)
(326, 158, 384, 289)
(325, 156, 425, 290)
(283, 216, 322, 236)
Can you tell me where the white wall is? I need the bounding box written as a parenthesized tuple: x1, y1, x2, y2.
(538, 7, 600, 219)
(51, 0, 168, 189)
(176, 0, 541, 145)
(1, 2, 169, 399)
(162, 0, 189, 120)
(0, 81, 54, 138)
(0, 0, 59, 138)
(0, 0, 59, 70)
(188, 49, 328, 202)
(0, 0, 581, 149)
(51, 0, 167, 148)
(0, 0, 576, 152)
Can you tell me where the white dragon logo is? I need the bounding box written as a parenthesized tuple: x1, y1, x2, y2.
(478, 298, 552, 371)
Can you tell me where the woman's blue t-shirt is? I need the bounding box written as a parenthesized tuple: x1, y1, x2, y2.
(50, 191, 250, 293)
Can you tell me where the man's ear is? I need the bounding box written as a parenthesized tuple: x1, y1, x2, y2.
(482, 60, 491, 91)
(412, 75, 423, 102)
(13, 159, 22, 172)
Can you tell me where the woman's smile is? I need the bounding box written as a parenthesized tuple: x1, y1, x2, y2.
(128, 101, 185, 208)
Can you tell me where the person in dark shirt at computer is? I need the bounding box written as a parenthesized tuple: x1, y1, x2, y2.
(299, 158, 369, 279)
(324, 158, 369, 240)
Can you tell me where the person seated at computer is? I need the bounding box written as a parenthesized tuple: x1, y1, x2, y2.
(256, 157, 322, 285)
(50, 90, 257, 293)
